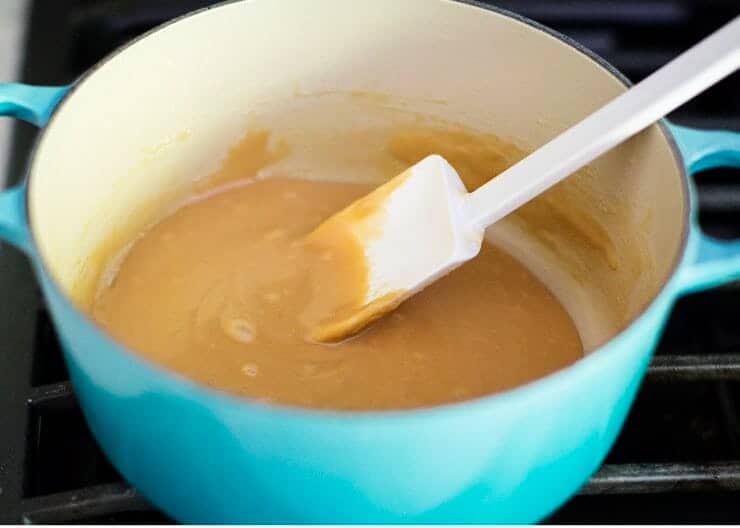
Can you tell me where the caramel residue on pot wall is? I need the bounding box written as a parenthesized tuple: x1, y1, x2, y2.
(388, 126, 526, 190)
(195, 129, 290, 190)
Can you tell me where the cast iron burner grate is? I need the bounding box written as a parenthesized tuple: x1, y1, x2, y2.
(1, 0, 739, 523)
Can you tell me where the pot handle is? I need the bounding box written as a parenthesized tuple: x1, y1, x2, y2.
(0, 83, 68, 253)
(669, 123, 740, 294)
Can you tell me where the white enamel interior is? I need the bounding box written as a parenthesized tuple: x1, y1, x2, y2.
(28, 0, 687, 352)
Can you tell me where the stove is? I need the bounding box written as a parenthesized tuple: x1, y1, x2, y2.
(1, 0, 739, 523)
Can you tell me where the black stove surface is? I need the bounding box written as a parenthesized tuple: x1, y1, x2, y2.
(1, 0, 739, 523)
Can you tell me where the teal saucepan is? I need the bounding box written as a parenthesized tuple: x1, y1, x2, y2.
(1, 0, 739, 523)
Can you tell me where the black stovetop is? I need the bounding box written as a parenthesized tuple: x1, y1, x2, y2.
(1, 0, 739, 523)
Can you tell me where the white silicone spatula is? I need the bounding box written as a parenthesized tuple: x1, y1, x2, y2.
(308, 16, 740, 343)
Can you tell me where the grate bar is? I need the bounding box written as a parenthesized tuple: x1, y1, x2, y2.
(699, 185, 740, 213)
(672, 115, 740, 131)
(26, 381, 74, 409)
(19, 482, 153, 524)
(607, 50, 679, 76)
(490, 1, 689, 24)
(15, 462, 740, 521)
(581, 463, 740, 495)
(647, 354, 740, 382)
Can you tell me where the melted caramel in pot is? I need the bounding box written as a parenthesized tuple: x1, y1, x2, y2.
(90, 124, 584, 410)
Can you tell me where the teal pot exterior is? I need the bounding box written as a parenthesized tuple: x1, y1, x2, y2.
(1, 17, 740, 526)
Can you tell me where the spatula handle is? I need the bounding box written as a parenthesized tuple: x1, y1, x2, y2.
(467, 16, 740, 229)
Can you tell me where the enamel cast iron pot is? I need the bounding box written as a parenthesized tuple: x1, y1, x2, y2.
(1, 0, 740, 523)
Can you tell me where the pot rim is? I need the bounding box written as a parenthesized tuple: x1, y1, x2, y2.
(24, 0, 691, 420)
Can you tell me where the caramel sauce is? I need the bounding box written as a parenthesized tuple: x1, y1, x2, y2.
(89, 123, 585, 410)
